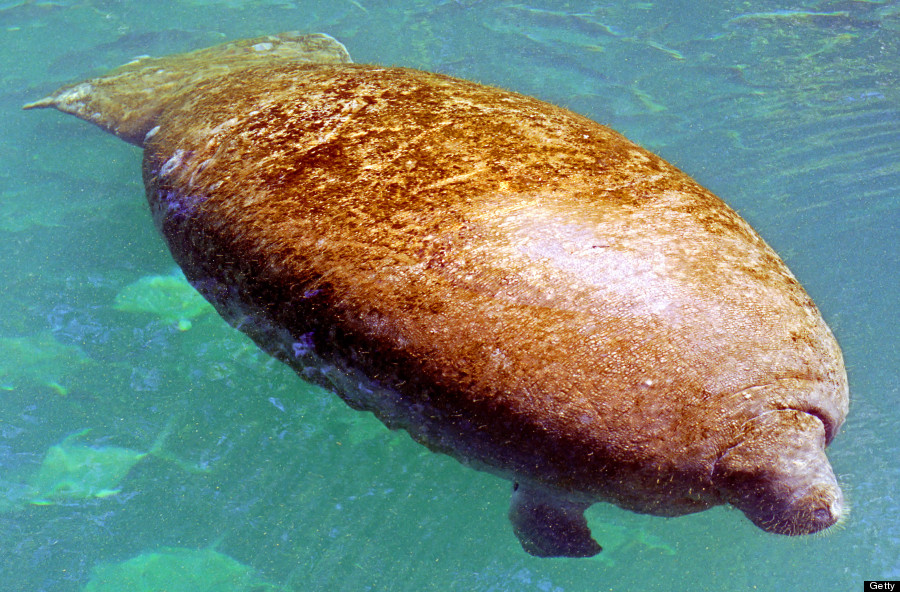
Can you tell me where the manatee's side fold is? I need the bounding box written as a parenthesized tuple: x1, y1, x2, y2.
(509, 483, 602, 558)
(23, 32, 352, 146)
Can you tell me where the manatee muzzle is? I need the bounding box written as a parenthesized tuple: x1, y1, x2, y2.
(711, 408, 844, 535)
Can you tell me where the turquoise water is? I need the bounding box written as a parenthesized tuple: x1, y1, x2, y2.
(1, 0, 897, 590)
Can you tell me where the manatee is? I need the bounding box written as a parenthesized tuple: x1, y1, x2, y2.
(24, 32, 849, 557)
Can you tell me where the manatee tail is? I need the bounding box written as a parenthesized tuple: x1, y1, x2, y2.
(23, 32, 352, 146)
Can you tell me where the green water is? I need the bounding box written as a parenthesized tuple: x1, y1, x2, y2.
(1, 1, 897, 590)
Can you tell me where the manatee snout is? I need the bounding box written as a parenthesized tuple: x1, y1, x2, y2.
(712, 409, 843, 535)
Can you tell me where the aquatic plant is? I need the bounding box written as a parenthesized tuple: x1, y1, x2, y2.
(1, 422, 201, 509)
(27, 428, 153, 504)
(0, 188, 70, 232)
(113, 270, 214, 331)
(587, 521, 676, 567)
(0, 332, 91, 396)
(82, 546, 285, 592)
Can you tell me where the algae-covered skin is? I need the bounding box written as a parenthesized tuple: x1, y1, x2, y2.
(82, 547, 284, 592)
(113, 270, 215, 330)
(25, 32, 849, 557)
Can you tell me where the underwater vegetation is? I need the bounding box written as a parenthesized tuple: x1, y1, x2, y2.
(0, 331, 92, 396)
(113, 270, 215, 331)
(0, 423, 200, 511)
(0, 186, 83, 232)
(587, 521, 676, 567)
(81, 546, 285, 592)
(26, 428, 159, 505)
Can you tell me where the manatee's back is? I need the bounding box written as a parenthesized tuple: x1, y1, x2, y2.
(135, 61, 846, 510)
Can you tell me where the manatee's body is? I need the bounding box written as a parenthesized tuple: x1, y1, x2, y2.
(26, 33, 849, 557)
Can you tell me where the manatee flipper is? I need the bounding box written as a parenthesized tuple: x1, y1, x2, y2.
(509, 482, 601, 558)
